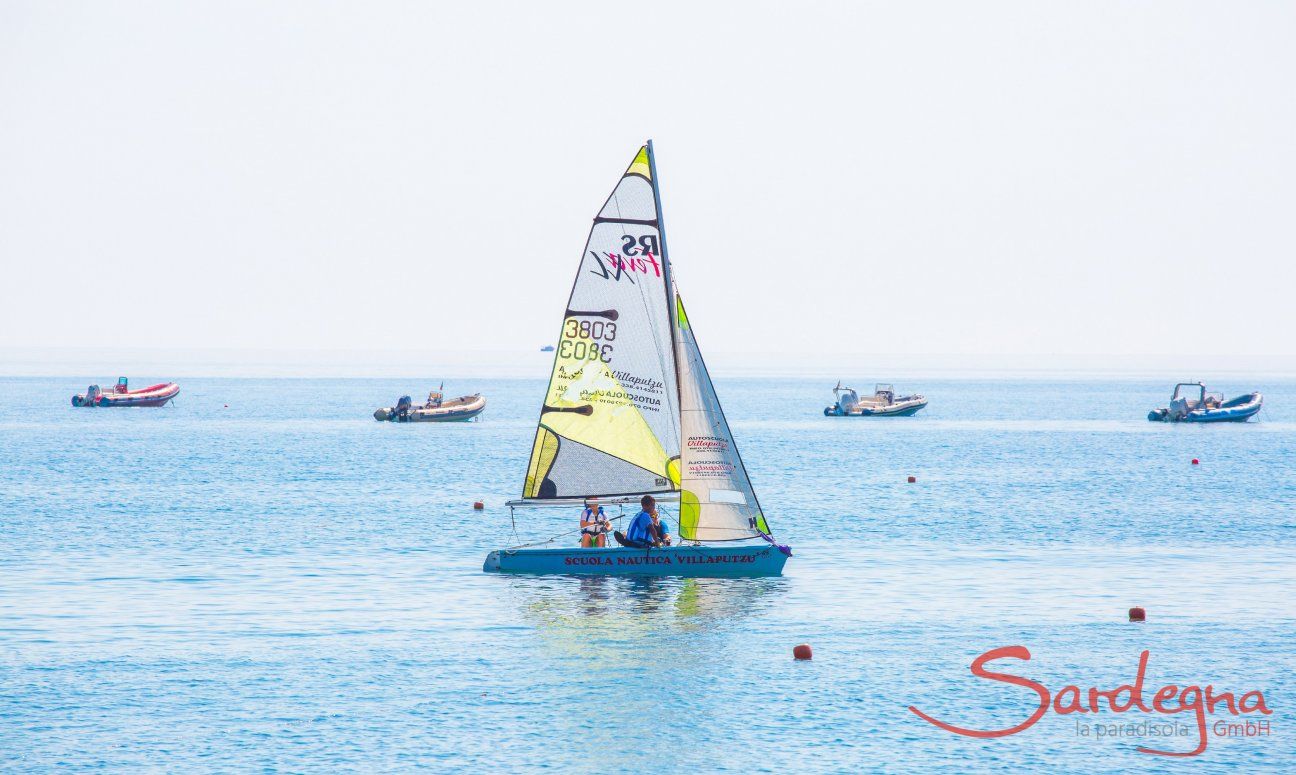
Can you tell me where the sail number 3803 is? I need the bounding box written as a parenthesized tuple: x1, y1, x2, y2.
(561, 319, 615, 363)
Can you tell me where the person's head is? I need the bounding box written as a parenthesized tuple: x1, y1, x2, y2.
(640, 495, 655, 513)
(585, 497, 599, 512)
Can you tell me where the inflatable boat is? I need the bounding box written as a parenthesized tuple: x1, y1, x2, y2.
(1148, 382, 1262, 423)
(72, 377, 179, 407)
(824, 382, 927, 417)
(374, 388, 485, 422)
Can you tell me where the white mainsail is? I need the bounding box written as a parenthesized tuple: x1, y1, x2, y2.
(522, 146, 681, 500)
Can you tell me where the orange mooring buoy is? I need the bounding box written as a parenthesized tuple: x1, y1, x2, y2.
(473, 501, 484, 510)
(907, 475, 916, 483)
(1191, 458, 1199, 465)
(793, 644, 813, 660)
(1129, 607, 1146, 622)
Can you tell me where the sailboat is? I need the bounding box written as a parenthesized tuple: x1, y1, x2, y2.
(483, 141, 791, 577)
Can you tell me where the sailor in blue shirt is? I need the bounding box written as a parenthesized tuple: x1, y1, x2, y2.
(616, 495, 661, 548)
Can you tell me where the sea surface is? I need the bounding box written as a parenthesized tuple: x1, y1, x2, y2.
(2, 376, 1293, 773)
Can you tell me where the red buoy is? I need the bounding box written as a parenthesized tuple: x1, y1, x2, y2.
(907, 475, 916, 484)
(1191, 458, 1199, 465)
(1128, 607, 1146, 622)
(793, 644, 813, 660)
(473, 501, 484, 510)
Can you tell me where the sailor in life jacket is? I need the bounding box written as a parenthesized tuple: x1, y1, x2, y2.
(580, 497, 610, 548)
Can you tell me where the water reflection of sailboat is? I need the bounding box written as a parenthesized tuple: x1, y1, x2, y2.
(511, 574, 783, 655)
(500, 574, 786, 761)
(672, 577, 783, 628)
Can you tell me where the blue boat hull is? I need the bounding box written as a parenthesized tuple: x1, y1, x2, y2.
(859, 401, 926, 417)
(1148, 392, 1263, 423)
(1182, 403, 1262, 422)
(408, 405, 484, 422)
(483, 544, 789, 577)
(824, 399, 927, 417)
(374, 399, 486, 422)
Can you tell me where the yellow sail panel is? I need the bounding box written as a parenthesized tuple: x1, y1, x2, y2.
(540, 360, 669, 478)
(679, 489, 701, 538)
(523, 427, 560, 498)
(626, 146, 651, 180)
(526, 375, 675, 497)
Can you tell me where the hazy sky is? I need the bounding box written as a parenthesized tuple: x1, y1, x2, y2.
(2, 2, 1293, 369)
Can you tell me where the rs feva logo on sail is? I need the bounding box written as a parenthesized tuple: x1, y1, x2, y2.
(589, 240, 662, 282)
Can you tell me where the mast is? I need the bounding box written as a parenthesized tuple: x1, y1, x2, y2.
(646, 139, 683, 428)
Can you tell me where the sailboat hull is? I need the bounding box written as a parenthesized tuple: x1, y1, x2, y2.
(483, 544, 788, 578)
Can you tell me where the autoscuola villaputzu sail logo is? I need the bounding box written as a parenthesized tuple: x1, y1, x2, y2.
(908, 646, 1272, 757)
(687, 436, 729, 452)
(588, 236, 662, 282)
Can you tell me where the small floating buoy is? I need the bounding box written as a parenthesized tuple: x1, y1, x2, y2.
(1191, 458, 1199, 465)
(1128, 607, 1146, 622)
(473, 501, 484, 510)
(793, 644, 813, 660)
(907, 475, 916, 483)
(223, 404, 229, 408)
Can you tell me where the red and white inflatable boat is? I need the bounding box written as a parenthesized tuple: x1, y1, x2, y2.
(72, 377, 180, 407)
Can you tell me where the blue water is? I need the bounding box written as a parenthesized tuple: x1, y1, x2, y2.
(2, 377, 1293, 772)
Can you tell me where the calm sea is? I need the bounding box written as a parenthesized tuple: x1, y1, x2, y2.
(2, 376, 1293, 773)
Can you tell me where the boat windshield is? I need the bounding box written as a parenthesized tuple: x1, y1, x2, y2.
(1172, 383, 1205, 402)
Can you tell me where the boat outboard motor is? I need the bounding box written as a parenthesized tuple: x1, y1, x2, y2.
(395, 395, 413, 421)
(837, 389, 859, 415)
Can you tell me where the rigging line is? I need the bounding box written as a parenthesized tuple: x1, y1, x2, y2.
(505, 513, 629, 550)
(612, 144, 678, 454)
(514, 490, 678, 507)
(680, 535, 771, 543)
(647, 140, 682, 451)
(632, 268, 679, 453)
(627, 145, 680, 451)
(615, 161, 676, 429)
